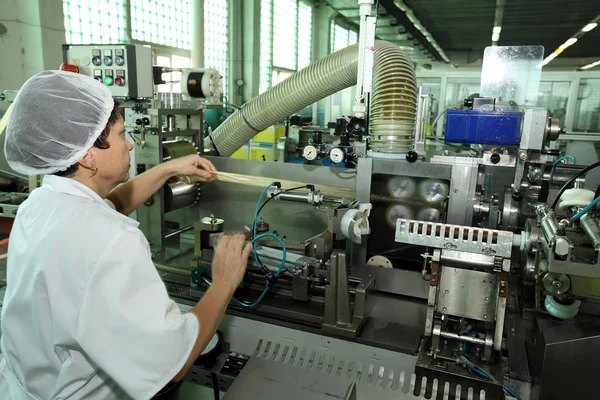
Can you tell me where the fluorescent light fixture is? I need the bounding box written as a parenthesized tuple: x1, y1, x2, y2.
(493, 26, 502, 35)
(559, 38, 578, 50)
(492, 33, 500, 42)
(581, 59, 600, 70)
(582, 22, 598, 32)
(537, 52, 558, 69)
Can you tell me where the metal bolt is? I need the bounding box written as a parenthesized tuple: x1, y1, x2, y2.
(485, 297, 490, 301)
(453, 189, 458, 193)
(519, 152, 527, 161)
(552, 280, 562, 288)
(445, 290, 449, 294)
(443, 307, 447, 311)
(483, 315, 488, 319)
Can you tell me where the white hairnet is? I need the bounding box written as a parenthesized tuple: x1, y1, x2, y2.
(5, 70, 115, 175)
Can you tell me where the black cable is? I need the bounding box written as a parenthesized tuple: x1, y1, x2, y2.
(251, 185, 309, 275)
(551, 161, 600, 209)
(210, 372, 220, 400)
(251, 185, 309, 239)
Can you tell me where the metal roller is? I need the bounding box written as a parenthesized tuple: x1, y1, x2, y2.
(417, 207, 441, 222)
(387, 176, 417, 199)
(163, 140, 196, 161)
(164, 181, 199, 213)
(419, 179, 449, 204)
(385, 204, 414, 228)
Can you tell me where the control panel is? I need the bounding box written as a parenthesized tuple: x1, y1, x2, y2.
(62, 44, 153, 98)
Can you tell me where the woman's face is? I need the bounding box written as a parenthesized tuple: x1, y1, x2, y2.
(93, 118, 133, 186)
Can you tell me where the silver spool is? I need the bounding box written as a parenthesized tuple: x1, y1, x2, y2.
(419, 179, 449, 204)
(387, 176, 417, 199)
(385, 204, 415, 228)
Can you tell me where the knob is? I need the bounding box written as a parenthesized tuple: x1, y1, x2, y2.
(406, 151, 418, 163)
(490, 153, 501, 164)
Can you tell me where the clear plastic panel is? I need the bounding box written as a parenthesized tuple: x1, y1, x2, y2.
(479, 45, 544, 108)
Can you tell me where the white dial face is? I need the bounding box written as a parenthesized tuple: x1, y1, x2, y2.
(303, 145, 318, 161)
(201, 333, 220, 355)
(330, 148, 345, 164)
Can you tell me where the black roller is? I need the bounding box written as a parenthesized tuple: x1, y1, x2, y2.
(184, 71, 206, 98)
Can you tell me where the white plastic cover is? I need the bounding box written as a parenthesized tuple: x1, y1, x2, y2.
(5, 70, 114, 175)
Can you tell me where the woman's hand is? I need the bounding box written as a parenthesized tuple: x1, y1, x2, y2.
(165, 154, 217, 181)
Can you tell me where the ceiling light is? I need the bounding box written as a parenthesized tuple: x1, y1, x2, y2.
(582, 22, 598, 32)
(538, 52, 558, 69)
(580, 59, 600, 70)
(559, 38, 578, 50)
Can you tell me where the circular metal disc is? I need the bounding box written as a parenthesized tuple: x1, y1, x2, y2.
(542, 272, 571, 295)
(385, 204, 414, 228)
(367, 255, 393, 269)
(387, 176, 417, 199)
(417, 208, 441, 222)
(419, 179, 449, 204)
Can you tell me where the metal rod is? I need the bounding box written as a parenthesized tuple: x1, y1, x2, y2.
(165, 225, 194, 239)
(438, 330, 487, 346)
(581, 214, 600, 249)
(155, 263, 192, 276)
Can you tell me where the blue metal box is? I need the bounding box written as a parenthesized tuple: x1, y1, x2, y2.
(444, 110, 523, 146)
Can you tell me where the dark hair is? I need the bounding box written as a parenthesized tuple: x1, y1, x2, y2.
(54, 100, 121, 177)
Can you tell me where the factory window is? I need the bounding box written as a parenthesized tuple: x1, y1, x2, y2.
(297, 1, 313, 70)
(63, 0, 127, 44)
(330, 23, 358, 53)
(537, 81, 570, 127)
(573, 78, 600, 133)
(155, 54, 190, 94)
(204, 0, 229, 98)
(444, 78, 481, 109)
(130, 0, 192, 49)
(260, 0, 314, 93)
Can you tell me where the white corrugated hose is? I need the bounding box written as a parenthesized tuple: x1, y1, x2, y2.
(205, 40, 417, 157)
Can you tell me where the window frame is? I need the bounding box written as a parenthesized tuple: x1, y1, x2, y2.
(259, 0, 313, 93)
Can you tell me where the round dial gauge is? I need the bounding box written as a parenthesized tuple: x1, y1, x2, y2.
(201, 332, 221, 355)
(330, 148, 345, 164)
(303, 145, 318, 161)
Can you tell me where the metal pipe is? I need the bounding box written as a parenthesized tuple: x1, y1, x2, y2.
(581, 214, 600, 249)
(438, 330, 487, 346)
(165, 225, 194, 239)
(155, 263, 192, 276)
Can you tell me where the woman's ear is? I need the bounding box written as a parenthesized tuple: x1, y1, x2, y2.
(79, 149, 97, 171)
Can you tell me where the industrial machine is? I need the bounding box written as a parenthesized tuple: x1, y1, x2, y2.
(3, 5, 600, 399)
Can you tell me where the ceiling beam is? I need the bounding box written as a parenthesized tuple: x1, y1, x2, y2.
(378, 0, 449, 63)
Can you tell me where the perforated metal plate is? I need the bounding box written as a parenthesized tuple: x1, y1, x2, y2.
(395, 219, 513, 258)
(222, 339, 488, 400)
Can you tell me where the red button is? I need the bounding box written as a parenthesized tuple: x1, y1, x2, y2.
(114, 77, 125, 86)
(59, 63, 80, 73)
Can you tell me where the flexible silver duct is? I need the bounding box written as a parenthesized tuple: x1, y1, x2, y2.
(205, 40, 417, 157)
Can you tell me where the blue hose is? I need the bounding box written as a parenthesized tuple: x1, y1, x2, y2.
(570, 195, 600, 221)
(553, 155, 576, 167)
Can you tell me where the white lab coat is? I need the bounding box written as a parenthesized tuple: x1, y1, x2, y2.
(0, 175, 199, 399)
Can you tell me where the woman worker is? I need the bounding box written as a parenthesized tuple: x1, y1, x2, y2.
(0, 70, 251, 399)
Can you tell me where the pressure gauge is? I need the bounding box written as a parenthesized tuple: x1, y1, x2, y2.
(303, 145, 318, 161)
(330, 147, 346, 164)
(195, 331, 224, 367)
